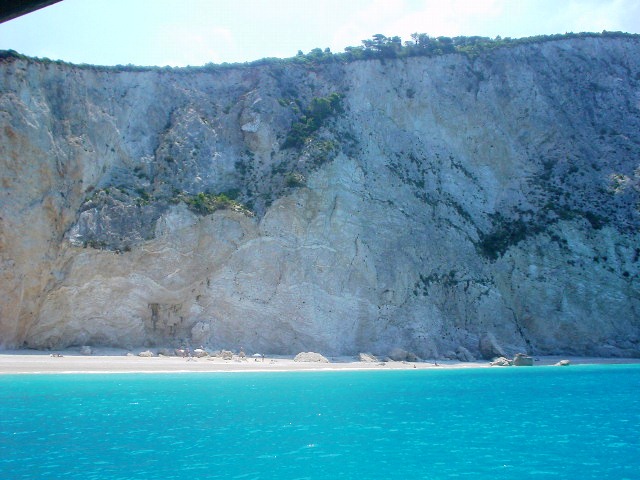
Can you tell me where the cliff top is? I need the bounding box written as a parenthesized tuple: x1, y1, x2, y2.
(1, 30, 639, 73)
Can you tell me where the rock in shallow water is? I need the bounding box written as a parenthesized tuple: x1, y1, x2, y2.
(513, 353, 534, 366)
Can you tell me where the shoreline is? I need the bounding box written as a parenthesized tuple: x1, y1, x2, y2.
(0, 349, 639, 375)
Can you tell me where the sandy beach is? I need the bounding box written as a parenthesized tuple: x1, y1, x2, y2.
(0, 348, 639, 374)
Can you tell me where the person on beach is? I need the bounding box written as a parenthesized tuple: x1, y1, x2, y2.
(186, 346, 195, 361)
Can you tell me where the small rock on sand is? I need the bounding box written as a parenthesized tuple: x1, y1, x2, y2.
(138, 350, 154, 357)
(555, 359, 571, 366)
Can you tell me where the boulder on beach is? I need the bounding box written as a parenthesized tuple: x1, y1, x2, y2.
(193, 348, 208, 358)
(294, 352, 330, 363)
(489, 356, 513, 366)
(513, 353, 534, 366)
(388, 348, 420, 362)
(359, 353, 378, 363)
(138, 350, 154, 357)
(220, 350, 234, 360)
(555, 359, 571, 366)
(388, 348, 408, 361)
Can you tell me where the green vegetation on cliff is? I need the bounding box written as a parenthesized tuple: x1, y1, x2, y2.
(282, 93, 344, 149)
(1, 31, 637, 72)
(179, 192, 253, 216)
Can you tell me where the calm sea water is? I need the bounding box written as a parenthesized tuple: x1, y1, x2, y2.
(1, 365, 639, 479)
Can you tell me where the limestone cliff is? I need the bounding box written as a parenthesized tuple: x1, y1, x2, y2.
(1, 36, 639, 358)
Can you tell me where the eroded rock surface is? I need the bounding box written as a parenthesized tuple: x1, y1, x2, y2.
(1, 37, 639, 358)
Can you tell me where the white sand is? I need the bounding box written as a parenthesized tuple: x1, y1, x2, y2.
(0, 348, 638, 374)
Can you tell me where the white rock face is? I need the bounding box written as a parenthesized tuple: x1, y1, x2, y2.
(1, 37, 639, 358)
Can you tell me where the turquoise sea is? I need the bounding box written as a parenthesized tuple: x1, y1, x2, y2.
(1, 365, 639, 479)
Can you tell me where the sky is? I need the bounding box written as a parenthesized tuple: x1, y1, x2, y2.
(0, 0, 639, 67)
